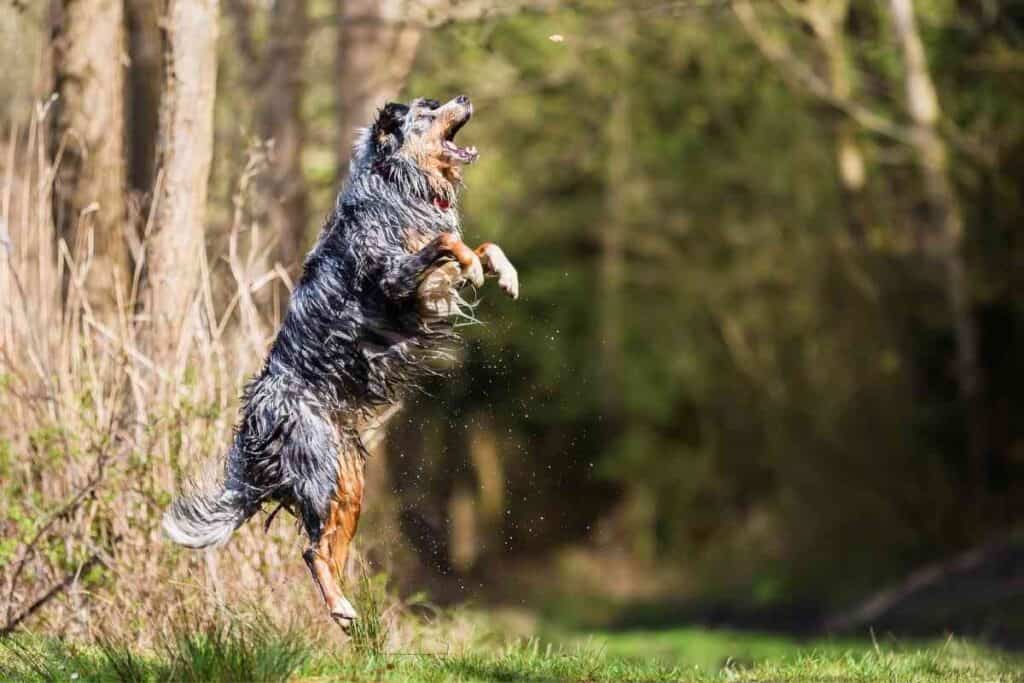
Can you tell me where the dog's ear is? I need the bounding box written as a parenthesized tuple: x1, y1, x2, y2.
(372, 102, 408, 156)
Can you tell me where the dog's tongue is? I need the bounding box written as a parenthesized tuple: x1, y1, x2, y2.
(443, 140, 478, 163)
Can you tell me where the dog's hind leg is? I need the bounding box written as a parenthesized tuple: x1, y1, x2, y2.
(327, 449, 366, 629)
(301, 447, 365, 632)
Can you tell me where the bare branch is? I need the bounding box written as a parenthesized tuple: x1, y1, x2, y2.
(824, 535, 1016, 632)
(732, 0, 911, 143)
(3, 446, 108, 624)
(732, 0, 993, 166)
(1, 550, 106, 637)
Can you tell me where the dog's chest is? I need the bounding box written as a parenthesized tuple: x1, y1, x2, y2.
(403, 228, 435, 253)
(402, 223, 466, 318)
(402, 217, 459, 253)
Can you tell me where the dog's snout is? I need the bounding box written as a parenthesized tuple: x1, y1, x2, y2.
(455, 95, 470, 106)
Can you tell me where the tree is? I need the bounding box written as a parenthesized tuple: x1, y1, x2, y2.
(125, 0, 162, 197)
(51, 0, 128, 315)
(792, 0, 869, 240)
(732, 0, 873, 242)
(734, 0, 988, 501)
(224, 0, 311, 269)
(147, 0, 220, 352)
(888, 0, 986, 497)
(335, 0, 426, 176)
(260, 0, 310, 268)
(334, 0, 554, 179)
(260, 0, 307, 270)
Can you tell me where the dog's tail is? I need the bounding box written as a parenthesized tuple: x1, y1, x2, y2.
(163, 464, 255, 549)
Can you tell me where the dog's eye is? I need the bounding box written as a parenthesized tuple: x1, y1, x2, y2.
(417, 112, 436, 121)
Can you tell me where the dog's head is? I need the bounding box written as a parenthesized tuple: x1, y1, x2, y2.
(353, 95, 478, 204)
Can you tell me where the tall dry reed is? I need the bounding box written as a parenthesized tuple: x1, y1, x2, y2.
(0, 99, 343, 646)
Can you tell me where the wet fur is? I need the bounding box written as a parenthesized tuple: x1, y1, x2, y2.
(164, 100, 474, 554)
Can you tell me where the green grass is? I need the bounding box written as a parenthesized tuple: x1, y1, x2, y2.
(0, 616, 310, 683)
(578, 627, 865, 672)
(2, 620, 1021, 682)
(564, 628, 1024, 682)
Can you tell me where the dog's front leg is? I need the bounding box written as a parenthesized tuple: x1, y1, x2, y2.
(381, 233, 483, 300)
(475, 242, 519, 299)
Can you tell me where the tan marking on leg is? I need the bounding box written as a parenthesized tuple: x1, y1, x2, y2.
(327, 455, 364, 581)
(436, 233, 483, 286)
(306, 450, 365, 632)
(436, 233, 476, 269)
(303, 545, 344, 614)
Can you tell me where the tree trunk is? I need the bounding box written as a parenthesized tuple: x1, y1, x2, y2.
(335, 0, 425, 179)
(261, 0, 309, 269)
(803, 0, 868, 242)
(148, 0, 219, 354)
(51, 0, 128, 315)
(600, 91, 628, 418)
(333, 0, 554, 179)
(125, 0, 162, 196)
(888, 0, 986, 495)
(599, 14, 635, 423)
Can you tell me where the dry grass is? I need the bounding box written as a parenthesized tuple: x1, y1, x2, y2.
(0, 97, 514, 657)
(0, 99, 351, 646)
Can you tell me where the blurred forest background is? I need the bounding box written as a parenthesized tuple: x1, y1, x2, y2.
(2, 0, 1024, 649)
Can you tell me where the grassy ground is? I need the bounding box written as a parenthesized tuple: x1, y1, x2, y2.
(2, 618, 1022, 683)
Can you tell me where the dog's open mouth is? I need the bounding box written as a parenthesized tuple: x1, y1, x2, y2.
(442, 110, 478, 164)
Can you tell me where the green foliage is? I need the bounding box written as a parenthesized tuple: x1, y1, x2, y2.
(395, 1, 1024, 604)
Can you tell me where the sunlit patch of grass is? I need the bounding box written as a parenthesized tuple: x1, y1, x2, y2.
(157, 612, 310, 682)
(0, 634, 158, 682)
(95, 635, 151, 683)
(298, 627, 1024, 682)
(347, 570, 391, 656)
(731, 641, 1024, 683)
(564, 628, 1024, 683)
(3, 616, 1023, 682)
(304, 638, 684, 683)
(426, 638, 683, 682)
(0, 611, 309, 683)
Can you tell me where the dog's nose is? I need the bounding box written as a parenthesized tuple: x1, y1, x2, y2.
(455, 95, 470, 106)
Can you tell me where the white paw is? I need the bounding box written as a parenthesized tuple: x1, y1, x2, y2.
(331, 597, 358, 632)
(462, 253, 485, 288)
(496, 263, 519, 300)
(333, 614, 355, 633)
(482, 244, 519, 299)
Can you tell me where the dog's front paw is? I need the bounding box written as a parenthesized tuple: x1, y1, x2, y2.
(495, 261, 518, 300)
(480, 243, 519, 299)
(462, 253, 485, 288)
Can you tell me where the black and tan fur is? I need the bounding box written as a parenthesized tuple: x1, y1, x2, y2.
(163, 95, 517, 630)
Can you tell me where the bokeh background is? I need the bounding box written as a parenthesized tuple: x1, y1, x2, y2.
(2, 0, 1024, 651)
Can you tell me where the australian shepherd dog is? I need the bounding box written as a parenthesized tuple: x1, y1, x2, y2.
(163, 95, 517, 631)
